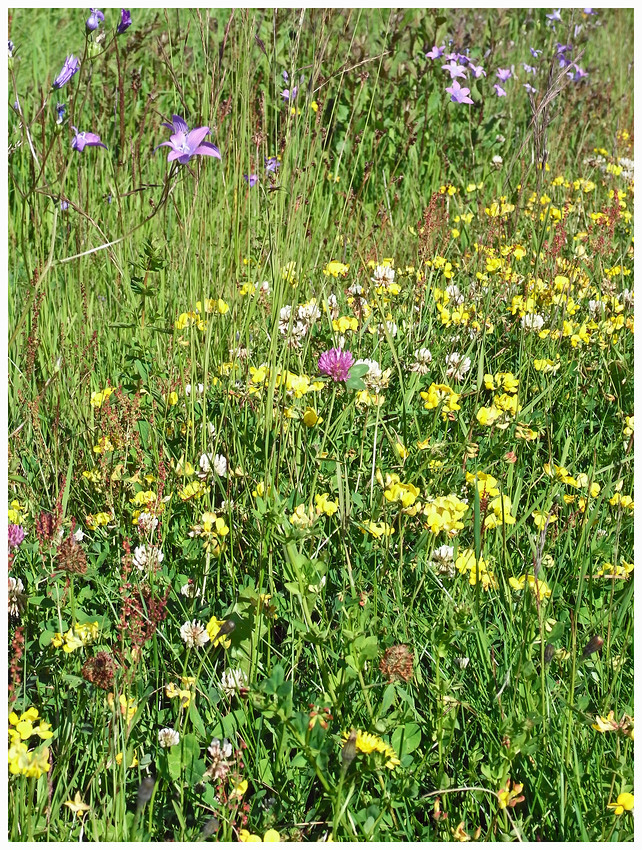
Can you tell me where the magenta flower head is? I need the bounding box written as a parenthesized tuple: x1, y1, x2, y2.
(52, 55, 80, 89)
(86, 9, 105, 32)
(71, 127, 108, 152)
(318, 348, 354, 382)
(446, 80, 474, 105)
(117, 9, 132, 34)
(8, 524, 26, 550)
(154, 115, 221, 165)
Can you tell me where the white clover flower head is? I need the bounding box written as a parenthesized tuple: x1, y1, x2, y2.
(220, 668, 249, 696)
(213, 454, 228, 477)
(137, 512, 159, 535)
(347, 282, 363, 297)
(133, 544, 164, 572)
(180, 580, 200, 598)
(158, 728, 180, 748)
(410, 347, 433, 374)
(73, 528, 85, 543)
(199, 453, 212, 474)
(445, 283, 464, 306)
(371, 264, 395, 286)
(180, 620, 210, 648)
(445, 352, 472, 382)
(521, 312, 545, 331)
(8, 576, 25, 617)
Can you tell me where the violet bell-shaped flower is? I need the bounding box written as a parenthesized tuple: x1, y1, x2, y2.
(52, 55, 80, 89)
(86, 9, 105, 32)
(117, 9, 132, 34)
(446, 80, 474, 105)
(155, 115, 221, 164)
(71, 127, 107, 152)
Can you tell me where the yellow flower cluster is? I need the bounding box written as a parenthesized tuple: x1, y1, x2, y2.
(362, 521, 394, 539)
(8, 708, 54, 778)
(239, 828, 281, 842)
(178, 480, 209, 501)
(455, 549, 497, 590)
(8, 499, 28, 524)
(90, 386, 115, 408)
(384, 475, 420, 508)
(420, 383, 461, 417)
(85, 510, 113, 530)
(248, 366, 323, 399)
(477, 372, 521, 429)
(166, 676, 196, 709)
(206, 617, 233, 649)
(422, 494, 469, 536)
(315, 493, 339, 517)
(107, 693, 138, 724)
(594, 560, 634, 580)
(175, 298, 229, 330)
(509, 574, 552, 601)
(343, 729, 400, 770)
(190, 512, 230, 555)
(51, 621, 100, 652)
(484, 494, 516, 529)
(323, 261, 349, 277)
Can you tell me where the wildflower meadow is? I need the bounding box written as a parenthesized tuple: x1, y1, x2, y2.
(7, 7, 634, 842)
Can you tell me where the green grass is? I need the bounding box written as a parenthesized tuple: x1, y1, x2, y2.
(8, 7, 634, 842)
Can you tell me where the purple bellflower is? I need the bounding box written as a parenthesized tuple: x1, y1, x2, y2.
(117, 9, 132, 34)
(318, 348, 354, 382)
(441, 60, 467, 80)
(494, 84, 507, 97)
(546, 9, 562, 23)
(71, 127, 107, 152)
(496, 68, 512, 83)
(530, 47, 542, 58)
(569, 65, 588, 82)
(522, 63, 537, 75)
(265, 156, 280, 172)
(155, 115, 221, 164)
(281, 86, 298, 102)
(86, 9, 105, 32)
(468, 62, 486, 79)
(425, 45, 445, 60)
(446, 80, 474, 105)
(52, 55, 80, 89)
(523, 83, 538, 94)
(56, 102, 66, 124)
(244, 173, 259, 187)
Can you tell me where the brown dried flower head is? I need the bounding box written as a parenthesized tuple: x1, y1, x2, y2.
(82, 651, 117, 690)
(379, 644, 414, 683)
(56, 534, 88, 575)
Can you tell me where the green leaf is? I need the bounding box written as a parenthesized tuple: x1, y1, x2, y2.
(392, 722, 422, 756)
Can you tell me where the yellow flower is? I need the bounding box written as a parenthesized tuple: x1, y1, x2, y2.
(532, 510, 557, 530)
(230, 779, 248, 800)
(323, 261, 349, 277)
(239, 830, 263, 842)
(167, 391, 179, 406)
(484, 495, 516, 529)
(90, 386, 115, 408)
(465, 471, 499, 498)
(64, 791, 91, 818)
(315, 493, 339, 517)
(302, 407, 321, 427)
(362, 521, 394, 539)
(452, 822, 470, 841)
(206, 617, 233, 649)
(497, 778, 525, 809)
(592, 711, 619, 733)
(509, 574, 552, 601)
(607, 793, 634, 815)
(263, 829, 281, 842)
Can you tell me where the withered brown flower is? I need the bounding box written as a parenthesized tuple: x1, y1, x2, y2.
(379, 644, 414, 683)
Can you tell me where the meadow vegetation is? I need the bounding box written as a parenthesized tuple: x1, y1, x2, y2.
(7, 7, 634, 841)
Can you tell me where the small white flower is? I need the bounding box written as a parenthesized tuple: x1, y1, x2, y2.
(180, 620, 210, 648)
(220, 668, 249, 696)
(158, 728, 180, 748)
(521, 312, 545, 331)
(445, 352, 471, 382)
(455, 656, 470, 669)
(492, 154, 503, 168)
(371, 264, 395, 287)
(132, 544, 164, 572)
(8, 576, 25, 618)
(445, 284, 464, 306)
(259, 280, 270, 295)
(73, 528, 85, 543)
(213, 454, 228, 477)
(347, 282, 363, 297)
(410, 347, 433, 374)
(180, 581, 200, 598)
(199, 453, 212, 474)
(137, 512, 159, 535)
